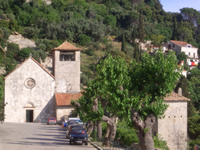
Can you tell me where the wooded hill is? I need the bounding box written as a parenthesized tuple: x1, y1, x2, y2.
(1, 0, 200, 79)
(0, 0, 200, 148)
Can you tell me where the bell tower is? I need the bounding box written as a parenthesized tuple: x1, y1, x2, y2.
(52, 41, 81, 93)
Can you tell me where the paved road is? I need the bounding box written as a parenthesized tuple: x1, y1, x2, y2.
(0, 122, 96, 150)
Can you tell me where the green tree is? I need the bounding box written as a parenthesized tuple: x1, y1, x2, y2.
(78, 34, 91, 46)
(188, 115, 200, 149)
(172, 16, 178, 40)
(6, 43, 19, 59)
(138, 8, 145, 43)
(121, 31, 126, 53)
(72, 55, 130, 146)
(187, 68, 200, 110)
(127, 51, 180, 150)
(177, 52, 189, 70)
(3, 57, 17, 76)
(175, 76, 196, 117)
(18, 47, 32, 61)
(150, 34, 165, 47)
(180, 8, 200, 27)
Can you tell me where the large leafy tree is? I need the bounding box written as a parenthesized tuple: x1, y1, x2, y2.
(72, 55, 130, 146)
(126, 51, 180, 150)
(73, 51, 180, 149)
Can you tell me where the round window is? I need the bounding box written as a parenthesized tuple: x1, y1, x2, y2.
(25, 78, 35, 89)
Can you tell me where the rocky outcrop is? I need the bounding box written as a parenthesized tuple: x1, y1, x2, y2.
(8, 33, 36, 49)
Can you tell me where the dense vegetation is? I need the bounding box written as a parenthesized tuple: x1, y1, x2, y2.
(0, 0, 200, 149)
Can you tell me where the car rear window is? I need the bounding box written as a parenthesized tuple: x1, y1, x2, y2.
(72, 128, 86, 132)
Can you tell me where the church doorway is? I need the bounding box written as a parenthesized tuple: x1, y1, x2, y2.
(26, 110, 33, 122)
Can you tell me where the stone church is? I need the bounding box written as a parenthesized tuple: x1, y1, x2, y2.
(4, 41, 82, 123)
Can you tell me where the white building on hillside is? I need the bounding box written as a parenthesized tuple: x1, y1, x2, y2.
(165, 40, 199, 68)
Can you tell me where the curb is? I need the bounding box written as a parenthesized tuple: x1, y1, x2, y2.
(90, 142, 103, 150)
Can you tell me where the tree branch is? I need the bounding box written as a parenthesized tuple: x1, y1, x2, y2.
(131, 108, 145, 130)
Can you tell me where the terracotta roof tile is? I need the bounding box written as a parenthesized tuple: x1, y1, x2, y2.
(4, 57, 54, 79)
(53, 41, 81, 51)
(55, 93, 82, 106)
(170, 40, 196, 48)
(164, 92, 190, 101)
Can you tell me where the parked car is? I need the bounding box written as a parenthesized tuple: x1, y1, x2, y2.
(47, 117, 56, 125)
(65, 120, 82, 130)
(69, 128, 88, 145)
(66, 124, 84, 138)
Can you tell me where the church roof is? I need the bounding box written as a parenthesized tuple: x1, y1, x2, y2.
(55, 93, 82, 106)
(53, 41, 81, 51)
(4, 56, 55, 79)
(164, 91, 190, 102)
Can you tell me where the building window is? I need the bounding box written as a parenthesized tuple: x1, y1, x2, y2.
(25, 78, 36, 89)
(60, 51, 75, 61)
(173, 44, 175, 48)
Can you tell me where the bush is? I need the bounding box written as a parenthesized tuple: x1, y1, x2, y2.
(115, 119, 138, 146)
(104, 15, 117, 28)
(188, 115, 200, 149)
(18, 47, 32, 60)
(6, 43, 19, 59)
(81, 73, 89, 86)
(78, 34, 91, 46)
(85, 49, 94, 56)
(153, 134, 169, 150)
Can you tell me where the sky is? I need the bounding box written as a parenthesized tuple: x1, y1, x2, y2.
(160, 0, 200, 13)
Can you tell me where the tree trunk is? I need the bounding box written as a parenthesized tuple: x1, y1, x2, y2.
(103, 125, 111, 146)
(131, 110, 155, 150)
(87, 121, 93, 136)
(102, 115, 117, 147)
(97, 120, 102, 140)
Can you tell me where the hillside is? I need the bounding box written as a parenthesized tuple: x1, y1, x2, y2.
(0, 1, 200, 148)
(0, 0, 200, 88)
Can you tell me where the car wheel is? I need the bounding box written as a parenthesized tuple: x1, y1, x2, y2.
(85, 142, 88, 145)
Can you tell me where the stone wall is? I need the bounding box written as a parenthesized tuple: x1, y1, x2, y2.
(56, 106, 74, 124)
(157, 101, 188, 150)
(4, 57, 55, 123)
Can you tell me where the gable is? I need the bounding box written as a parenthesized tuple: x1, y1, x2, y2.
(4, 57, 54, 80)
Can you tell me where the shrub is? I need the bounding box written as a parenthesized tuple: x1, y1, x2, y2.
(188, 115, 200, 149)
(81, 73, 89, 86)
(104, 15, 117, 28)
(6, 43, 20, 59)
(153, 134, 169, 150)
(85, 49, 94, 56)
(115, 119, 138, 146)
(18, 47, 32, 60)
(78, 34, 91, 46)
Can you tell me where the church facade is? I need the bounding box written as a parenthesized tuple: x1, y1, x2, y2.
(4, 41, 82, 123)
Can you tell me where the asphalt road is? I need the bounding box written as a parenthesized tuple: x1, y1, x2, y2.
(0, 122, 96, 150)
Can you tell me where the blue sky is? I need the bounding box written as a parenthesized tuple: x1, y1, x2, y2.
(160, 0, 200, 13)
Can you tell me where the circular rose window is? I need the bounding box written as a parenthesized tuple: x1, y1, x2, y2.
(25, 78, 36, 89)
